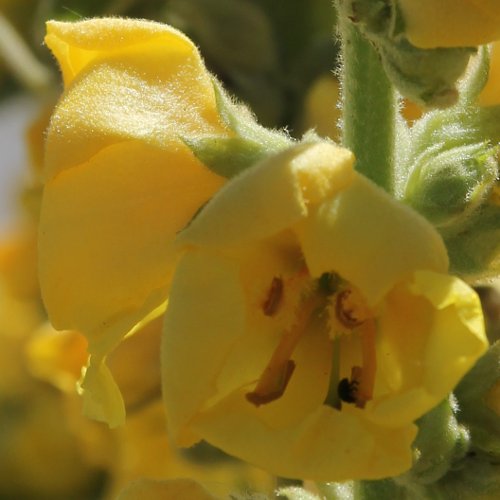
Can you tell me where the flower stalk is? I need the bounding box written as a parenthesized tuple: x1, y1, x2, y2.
(336, 1, 396, 193)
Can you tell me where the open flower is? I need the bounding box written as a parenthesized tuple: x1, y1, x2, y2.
(162, 142, 487, 481)
(398, 0, 500, 48)
(39, 18, 230, 425)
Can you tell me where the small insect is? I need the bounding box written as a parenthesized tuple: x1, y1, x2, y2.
(262, 276, 284, 316)
(337, 377, 359, 404)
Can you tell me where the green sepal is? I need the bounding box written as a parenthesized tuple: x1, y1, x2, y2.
(182, 135, 274, 179)
(212, 78, 290, 148)
(454, 342, 500, 458)
(401, 99, 500, 279)
(457, 46, 491, 107)
(316, 480, 406, 500)
(342, 0, 476, 108)
(183, 79, 292, 179)
(277, 486, 321, 500)
(315, 482, 355, 500)
(428, 454, 500, 500)
(399, 348, 500, 497)
(404, 141, 498, 228)
(395, 396, 470, 489)
(375, 38, 474, 108)
(354, 480, 407, 500)
(444, 202, 500, 280)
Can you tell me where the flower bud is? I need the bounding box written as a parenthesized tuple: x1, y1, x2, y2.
(401, 95, 500, 279)
(404, 142, 498, 227)
(454, 342, 500, 458)
(339, 0, 475, 107)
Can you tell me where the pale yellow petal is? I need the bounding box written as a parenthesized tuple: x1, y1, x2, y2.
(44, 19, 227, 180)
(368, 271, 487, 427)
(79, 356, 125, 428)
(107, 315, 162, 411)
(193, 398, 416, 481)
(40, 20, 227, 390)
(296, 174, 449, 306)
(162, 250, 247, 445)
(46, 18, 196, 89)
(39, 140, 222, 354)
(178, 142, 355, 248)
(399, 0, 500, 48)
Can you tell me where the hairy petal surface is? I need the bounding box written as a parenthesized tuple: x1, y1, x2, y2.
(40, 18, 227, 425)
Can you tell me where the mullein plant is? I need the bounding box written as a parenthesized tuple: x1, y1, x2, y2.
(37, 1, 500, 498)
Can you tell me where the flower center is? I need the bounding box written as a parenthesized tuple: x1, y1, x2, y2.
(246, 272, 377, 410)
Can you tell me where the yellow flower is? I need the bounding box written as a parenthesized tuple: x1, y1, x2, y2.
(398, 0, 500, 48)
(162, 142, 487, 481)
(39, 18, 230, 425)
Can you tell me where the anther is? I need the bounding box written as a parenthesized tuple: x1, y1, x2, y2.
(262, 277, 283, 316)
(335, 289, 366, 328)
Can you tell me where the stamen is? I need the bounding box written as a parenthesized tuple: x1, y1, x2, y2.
(262, 277, 284, 316)
(246, 360, 295, 406)
(335, 289, 367, 328)
(355, 319, 377, 408)
(247, 295, 325, 407)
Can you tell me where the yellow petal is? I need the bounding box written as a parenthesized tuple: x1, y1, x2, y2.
(78, 356, 126, 428)
(162, 250, 247, 445)
(107, 400, 275, 499)
(46, 18, 197, 91)
(368, 271, 487, 427)
(296, 174, 449, 306)
(40, 141, 221, 354)
(178, 142, 355, 248)
(399, 0, 500, 48)
(107, 315, 163, 411)
(193, 398, 416, 481)
(44, 19, 227, 180)
(40, 19, 227, 389)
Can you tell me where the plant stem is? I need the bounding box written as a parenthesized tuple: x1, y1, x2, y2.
(336, 3, 396, 193)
